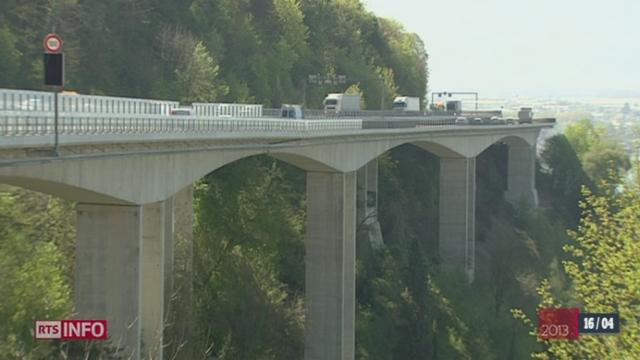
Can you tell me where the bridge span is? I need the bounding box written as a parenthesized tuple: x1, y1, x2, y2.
(0, 89, 553, 359)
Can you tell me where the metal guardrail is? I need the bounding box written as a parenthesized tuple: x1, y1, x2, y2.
(263, 108, 431, 119)
(0, 88, 179, 115)
(0, 112, 363, 137)
(193, 103, 263, 118)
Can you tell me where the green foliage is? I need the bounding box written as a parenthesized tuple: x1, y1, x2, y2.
(564, 119, 606, 159)
(176, 42, 229, 103)
(581, 143, 631, 184)
(539, 134, 593, 225)
(515, 182, 640, 359)
(193, 157, 305, 358)
(0, 188, 73, 359)
(564, 119, 631, 184)
(0, 27, 21, 87)
(0, 0, 428, 107)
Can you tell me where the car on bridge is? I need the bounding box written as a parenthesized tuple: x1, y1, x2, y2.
(455, 116, 469, 125)
(281, 104, 304, 119)
(490, 116, 506, 125)
(169, 107, 195, 116)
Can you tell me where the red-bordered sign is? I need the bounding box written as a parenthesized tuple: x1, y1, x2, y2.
(43, 33, 63, 53)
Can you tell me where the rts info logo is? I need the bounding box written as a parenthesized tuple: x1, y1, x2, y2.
(35, 320, 108, 340)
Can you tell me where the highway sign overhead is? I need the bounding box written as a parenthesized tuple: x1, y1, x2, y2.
(43, 33, 63, 53)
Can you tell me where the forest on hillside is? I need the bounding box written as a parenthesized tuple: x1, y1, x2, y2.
(0, 0, 428, 109)
(1, 0, 639, 359)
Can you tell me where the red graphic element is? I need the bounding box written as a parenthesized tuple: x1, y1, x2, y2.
(43, 33, 64, 53)
(35, 320, 108, 340)
(538, 308, 580, 340)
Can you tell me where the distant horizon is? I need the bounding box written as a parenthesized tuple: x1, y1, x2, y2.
(474, 89, 640, 99)
(365, 0, 640, 99)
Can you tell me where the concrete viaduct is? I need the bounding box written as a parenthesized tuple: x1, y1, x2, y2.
(0, 89, 552, 359)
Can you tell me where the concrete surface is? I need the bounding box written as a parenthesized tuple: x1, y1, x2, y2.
(305, 171, 357, 360)
(439, 157, 476, 282)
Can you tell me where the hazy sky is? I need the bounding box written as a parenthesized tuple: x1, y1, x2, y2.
(365, 0, 640, 97)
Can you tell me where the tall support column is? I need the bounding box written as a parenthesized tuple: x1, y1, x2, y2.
(141, 202, 165, 359)
(76, 204, 142, 358)
(163, 196, 175, 315)
(305, 171, 357, 360)
(76, 202, 167, 359)
(164, 185, 194, 358)
(505, 141, 538, 207)
(439, 157, 476, 282)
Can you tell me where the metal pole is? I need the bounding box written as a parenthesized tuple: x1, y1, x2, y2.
(302, 79, 307, 107)
(54, 89, 59, 155)
(475, 92, 478, 110)
(380, 79, 385, 111)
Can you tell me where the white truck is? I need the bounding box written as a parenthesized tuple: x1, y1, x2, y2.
(392, 96, 420, 112)
(323, 93, 361, 114)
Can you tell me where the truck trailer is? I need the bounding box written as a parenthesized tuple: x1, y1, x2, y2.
(323, 93, 361, 114)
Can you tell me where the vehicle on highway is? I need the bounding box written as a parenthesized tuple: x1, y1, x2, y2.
(393, 96, 420, 112)
(169, 107, 195, 116)
(446, 100, 462, 115)
(471, 117, 483, 125)
(490, 116, 506, 125)
(323, 93, 360, 114)
(455, 116, 469, 125)
(281, 104, 304, 119)
(517, 107, 533, 124)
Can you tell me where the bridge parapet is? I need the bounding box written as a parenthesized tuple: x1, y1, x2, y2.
(193, 102, 262, 118)
(1, 88, 179, 115)
(0, 111, 363, 147)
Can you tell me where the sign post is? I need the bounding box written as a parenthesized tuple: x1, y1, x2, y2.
(43, 33, 64, 155)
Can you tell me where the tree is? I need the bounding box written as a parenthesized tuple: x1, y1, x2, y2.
(0, 188, 72, 359)
(176, 42, 229, 104)
(564, 119, 630, 184)
(514, 182, 640, 359)
(192, 157, 305, 359)
(582, 143, 631, 185)
(0, 27, 21, 87)
(539, 134, 592, 225)
(564, 119, 605, 159)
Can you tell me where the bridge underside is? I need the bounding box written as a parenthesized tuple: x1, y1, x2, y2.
(0, 128, 542, 360)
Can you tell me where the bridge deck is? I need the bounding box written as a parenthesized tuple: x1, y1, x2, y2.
(0, 88, 554, 150)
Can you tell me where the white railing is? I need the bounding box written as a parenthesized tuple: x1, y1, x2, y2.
(59, 94, 178, 115)
(0, 113, 362, 137)
(193, 103, 263, 118)
(0, 88, 180, 115)
(0, 89, 365, 141)
(0, 89, 54, 111)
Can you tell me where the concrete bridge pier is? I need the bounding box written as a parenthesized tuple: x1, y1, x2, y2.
(439, 157, 476, 282)
(356, 159, 384, 248)
(305, 171, 357, 360)
(75, 188, 194, 360)
(505, 140, 538, 207)
(75, 202, 165, 359)
(163, 186, 194, 357)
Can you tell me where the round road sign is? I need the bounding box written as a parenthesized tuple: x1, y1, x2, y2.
(44, 33, 63, 53)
